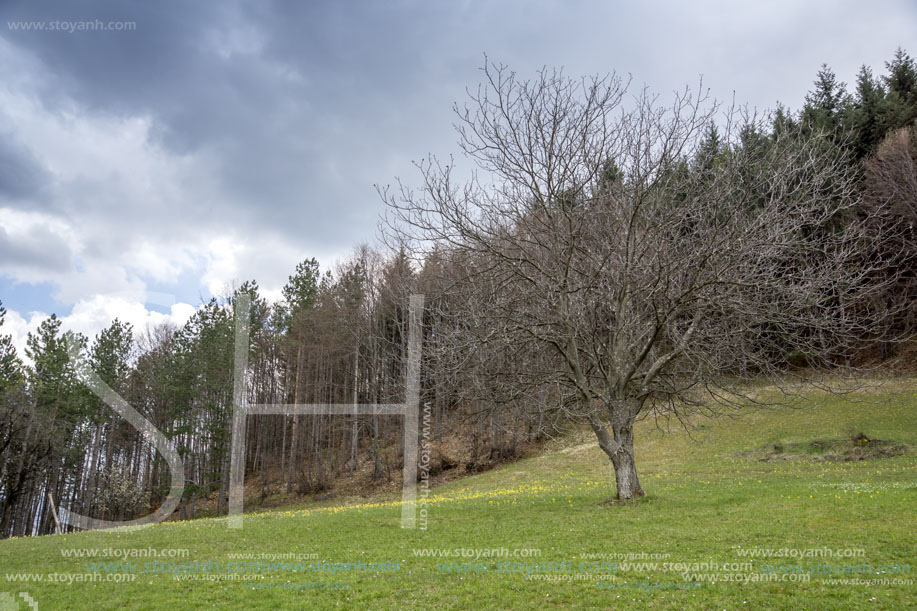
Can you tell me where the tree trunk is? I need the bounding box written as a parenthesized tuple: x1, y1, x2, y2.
(589, 406, 646, 500)
(350, 349, 359, 477)
(609, 423, 644, 500)
(286, 344, 303, 493)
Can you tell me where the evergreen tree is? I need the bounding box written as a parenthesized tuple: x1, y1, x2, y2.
(23, 316, 88, 533)
(848, 65, 887, 159)
(771, 103, 797, 138)
(90, 319, 133, 392)
(281, 258, 320, 328)
(82, 320, 135, 518)
(881, 47, 917, 131)
(801, 64, 850, 136)
(0, 301, 23, 392)
(695, 123, 725, 178)
(26, 316, 75, 414)
(884, 48, 917, 101)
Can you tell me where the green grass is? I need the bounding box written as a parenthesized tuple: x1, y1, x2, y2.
(1, 383, 915, 609)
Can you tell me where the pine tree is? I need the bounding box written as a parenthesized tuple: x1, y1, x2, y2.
(0, 300, 23, 392)
(771, 103, 797, 138)
(881, 47, 917, 132)
(0, 298, 29, 535)
(279, 259, 321, 492)
(848, 65, 887, 159)
(282, 258, 320, 328)
(695, 123, 724, 178)
(23, 315, 88, 534)
(82, 320, 135, 518)
(801, 64, 850, 136)
(884, 48, 917, 101)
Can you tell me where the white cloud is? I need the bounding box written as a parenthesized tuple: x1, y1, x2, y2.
(200, 231, 347, 300)
(2, 296, 198, 366)
(0, 84, 203, 287)
(201, 236, 238, 297)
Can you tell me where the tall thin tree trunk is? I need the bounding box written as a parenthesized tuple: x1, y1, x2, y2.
(350, 349, 359, 477)
(287, 344, 303, 493)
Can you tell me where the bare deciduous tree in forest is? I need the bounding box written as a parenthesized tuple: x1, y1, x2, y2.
(861, 124, 917, 344)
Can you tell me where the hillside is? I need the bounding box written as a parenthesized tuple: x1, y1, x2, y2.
(1, 380, 915, 610)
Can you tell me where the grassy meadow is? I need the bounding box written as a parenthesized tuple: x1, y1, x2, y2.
(1, 380, 915, 609)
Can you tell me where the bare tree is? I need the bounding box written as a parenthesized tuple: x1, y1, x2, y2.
(861, 125, 917, 342)
(864, 125, 917, 219)
(381, 61, 899, 499)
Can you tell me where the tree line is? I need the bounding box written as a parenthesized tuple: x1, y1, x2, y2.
(0, 246, 543, 537)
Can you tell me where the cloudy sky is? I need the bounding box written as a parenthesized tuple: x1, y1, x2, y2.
(1, 0, 914, 355)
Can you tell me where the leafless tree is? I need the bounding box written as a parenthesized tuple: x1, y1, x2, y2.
(381, 61, 901, 499)
(861, 125, 917, 341)
(864, 125, 917, 220)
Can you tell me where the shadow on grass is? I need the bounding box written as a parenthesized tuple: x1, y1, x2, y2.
(596, 495, 655, 507)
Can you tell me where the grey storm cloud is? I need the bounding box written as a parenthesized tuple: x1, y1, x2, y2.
(0, 133, 49, 201)
(0, 0, 490, 251)
(0, 223, 71, 273)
